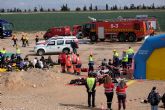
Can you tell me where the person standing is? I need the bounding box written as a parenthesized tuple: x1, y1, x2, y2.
(12, 35, 18, 47)
(16, 46, 21, 57)
(116, 80, 128, 110)
(25, 34, 29, 46)
(88, 54, 94, 73)
(71, 52, 77, 74)
(76, 54, 82, 75)
(162, 93, 165, 108)
(147, 87, 161, 110)
(122, 51, 128, 71)
(85, 73, 96, 108)
(21, 35, 26, 47)
(103, 75, 114, 110)
(35, 35, 39, 44)
(71, 40, 78, 54)
(127, 47, 134, 66)
(59, 52, 66, 73)
(113, 50, 119, 67)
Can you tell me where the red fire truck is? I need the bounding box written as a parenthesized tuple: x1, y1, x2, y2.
(82, 19, 152, 42)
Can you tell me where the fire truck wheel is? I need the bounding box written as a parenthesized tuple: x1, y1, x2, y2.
(90, 35, 98, 42)
(37, 49, 45, 56)
(118, 33, 126, 42)
(128, 33, 136, 42)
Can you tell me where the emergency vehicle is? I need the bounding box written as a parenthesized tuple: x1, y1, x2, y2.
(43, 25, 82, 39)
(0, 19, 13, 39)
(82, 19, 153, 42)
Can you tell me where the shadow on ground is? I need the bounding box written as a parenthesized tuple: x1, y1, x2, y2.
(59, 103, 101, 110)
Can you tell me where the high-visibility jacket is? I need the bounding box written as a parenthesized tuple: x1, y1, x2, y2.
(72, 53, 77, 64)
(16, 49, 21, 54)
(1, 50, 6, 54)
(113, 52, 119, 59)
(77, 57, 81, 64)
(122, 54, 128, 62)
(87, 77, 95, 92)
(89, 56, 93, 62)
(127, 48, 134, 58)
(66, 56, 72, 67)
(127, 48, 134, 55)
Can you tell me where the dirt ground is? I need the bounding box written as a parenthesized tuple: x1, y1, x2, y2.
(0, 32, 165, 110)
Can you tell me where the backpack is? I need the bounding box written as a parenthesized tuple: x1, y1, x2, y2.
(148, 91, 160, 105)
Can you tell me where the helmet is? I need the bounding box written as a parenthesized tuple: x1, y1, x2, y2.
(113, 49, 116, 52)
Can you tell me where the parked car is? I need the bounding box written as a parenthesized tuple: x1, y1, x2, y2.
(34, 36, 78, 55)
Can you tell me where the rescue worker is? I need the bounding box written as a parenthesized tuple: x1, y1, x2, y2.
(12, 35, 18, 47)
(113, 50, 119, 67)
(21, 35, 26, 47)
(127, 47, 134, 66)
(0, 48, 7, 57)
(122, 51, 128, 71)
(16, 46, 21, 57)
(76, 54, 82, 75)
(88, 54, 94, 73)
(59, 52, 66, 73)
(25, 34, 29, 46)
(66, 54, 73, 74)
(71, 40, 78, 54)
(35, 35, 39, 44)
(71, 52, 77, 74)
(85, 73, 96, 108)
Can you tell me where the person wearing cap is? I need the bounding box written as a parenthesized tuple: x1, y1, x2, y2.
(113, 50, 119, 67)
(122, 50, 128, 71)
(85, 73, 96, 108)
(147, 87, 161, 110)
(127, 47, 134, 66)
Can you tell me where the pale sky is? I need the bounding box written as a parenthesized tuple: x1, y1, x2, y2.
(0, 0, 165, 10)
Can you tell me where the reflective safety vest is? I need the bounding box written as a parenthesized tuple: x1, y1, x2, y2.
(89, 56, 93, 62)
(1, 50, 6, 54)
(16, 49, 21, 54)
(127, 48, 134, 55)
(113, 52, 119, 58)
(122, 54, 128, 62)
(87, 77, 95, 92)
(72, 53, 77, 63)
(66, 56, 72, 66)
(77, 57, 81, 64)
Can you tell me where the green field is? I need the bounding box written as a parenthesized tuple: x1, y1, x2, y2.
(0, 10, 165, 32)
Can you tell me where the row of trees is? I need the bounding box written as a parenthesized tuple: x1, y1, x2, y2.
(0, 3, 165, 13)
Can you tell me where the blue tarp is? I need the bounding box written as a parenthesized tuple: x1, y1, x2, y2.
(134, 34, 165, 79)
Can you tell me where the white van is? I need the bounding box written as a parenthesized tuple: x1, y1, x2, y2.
(34, 36, 78, 55)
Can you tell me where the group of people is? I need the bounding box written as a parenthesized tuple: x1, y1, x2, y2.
(85, 74, 128, 110)
(58, 52, 82, 75)
(0, 49, 56, 71)
(12, 34, 30, 47)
